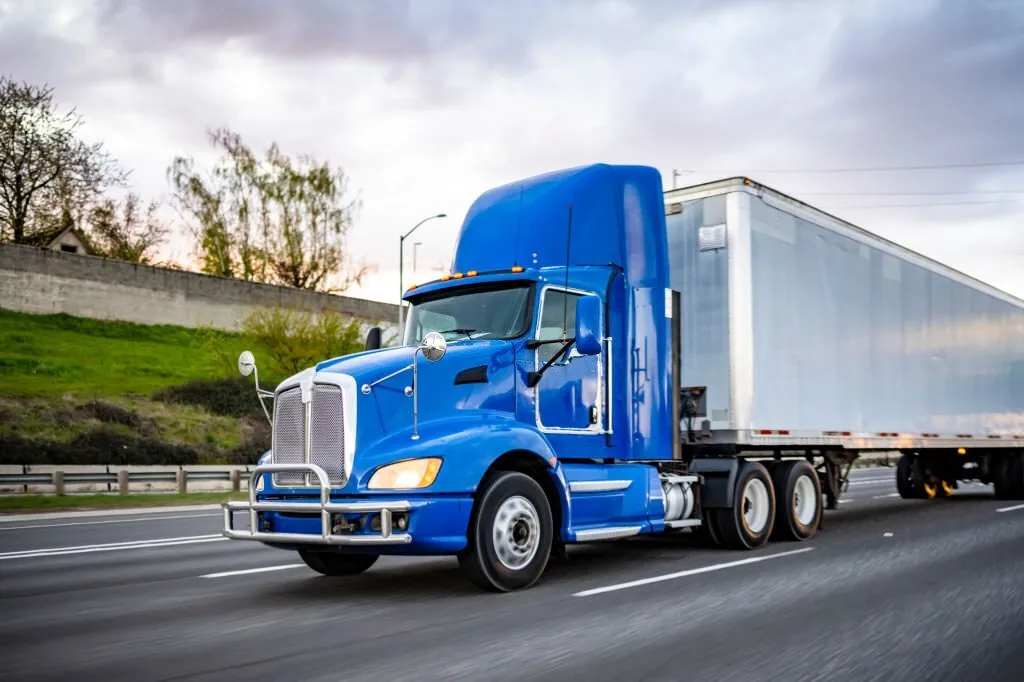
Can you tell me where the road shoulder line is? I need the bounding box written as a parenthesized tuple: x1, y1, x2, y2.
(0, 504, 223, 523)
(573, 547, 815, 598)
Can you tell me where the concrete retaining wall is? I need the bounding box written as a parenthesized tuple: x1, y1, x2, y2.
(0, 242, 398, 333)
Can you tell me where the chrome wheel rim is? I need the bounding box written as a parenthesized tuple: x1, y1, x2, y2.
(742, 478, 770, 535)
(492, 495, 540, 570)
(793, 474, 818, 526)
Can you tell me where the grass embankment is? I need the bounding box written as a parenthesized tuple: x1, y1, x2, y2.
(0, 308, 241, 396)
(0, 491, 248, 513)
(0, 308, 273, 465)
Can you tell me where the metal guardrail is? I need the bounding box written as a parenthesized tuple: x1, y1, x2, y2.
(0, 471, 233, 486)
(0, 466, 254, 495)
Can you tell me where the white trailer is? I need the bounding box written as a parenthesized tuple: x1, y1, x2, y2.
(665, 177, 1024, 503)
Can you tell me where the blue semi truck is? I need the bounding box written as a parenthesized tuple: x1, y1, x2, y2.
(223, 163, 1024, 592)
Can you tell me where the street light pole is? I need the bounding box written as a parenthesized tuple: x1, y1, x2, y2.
(399, 213, 446, 339)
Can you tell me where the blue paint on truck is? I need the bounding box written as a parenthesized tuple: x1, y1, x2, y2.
(224, 163, 1024, 591)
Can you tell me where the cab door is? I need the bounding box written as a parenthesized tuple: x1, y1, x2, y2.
(532, 286, 605, 433)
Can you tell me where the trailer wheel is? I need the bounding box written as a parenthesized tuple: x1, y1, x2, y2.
(713, 460, 775, 550)
(770, 460, 822, 541)
(1012, 455, 1024, 500)
(298, 550, 379, 576)
(896, 453, 930, 499)
(997, 453, 1024, 500)
(992, 455, 1014, 499)
(458, 471, 553, 592)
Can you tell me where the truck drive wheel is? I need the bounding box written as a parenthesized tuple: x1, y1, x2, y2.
(712, 460, 776, 550)
(298, 550, 379, 576)
(458, 471, 554, 592)
(770, 460, 822, 541)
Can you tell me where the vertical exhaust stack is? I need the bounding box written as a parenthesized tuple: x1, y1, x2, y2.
(670, 289, 682, 460)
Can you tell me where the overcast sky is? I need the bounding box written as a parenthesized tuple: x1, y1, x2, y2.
(2, 0, 1022, 302)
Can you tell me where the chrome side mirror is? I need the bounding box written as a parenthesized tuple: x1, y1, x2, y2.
(238, 350, 256, 377)
(237, 349, 272, 425)
(418, 332, 447, 362)
(409, 332, 447, 441)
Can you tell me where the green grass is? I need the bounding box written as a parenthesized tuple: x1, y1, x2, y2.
(0, 308, 248, 397)
(0, 491, 248, 513)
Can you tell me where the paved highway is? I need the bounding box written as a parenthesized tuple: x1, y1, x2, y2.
(2, 467, 1022, 682)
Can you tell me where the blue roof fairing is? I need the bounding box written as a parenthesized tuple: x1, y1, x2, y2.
(450, 163, 668, 289)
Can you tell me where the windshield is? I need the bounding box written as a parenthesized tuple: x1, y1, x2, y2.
(403, 283, 533, 345)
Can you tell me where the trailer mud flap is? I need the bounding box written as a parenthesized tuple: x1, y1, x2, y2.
(690, 458, 740, 508)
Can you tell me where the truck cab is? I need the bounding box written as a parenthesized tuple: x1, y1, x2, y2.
(221, 163, 819, 591)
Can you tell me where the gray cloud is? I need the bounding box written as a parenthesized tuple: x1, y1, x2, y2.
(1, 0, 1020, 298)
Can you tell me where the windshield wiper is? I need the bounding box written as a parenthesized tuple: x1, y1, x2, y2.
(437, 328, 480, 340)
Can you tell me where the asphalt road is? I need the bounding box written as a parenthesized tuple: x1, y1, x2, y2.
(2, 468, 1023, 682)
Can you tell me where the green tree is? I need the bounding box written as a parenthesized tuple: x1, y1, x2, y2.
(0, 76, 125, 243)
(168, 127, 369, 292)
(87, 192, 169, 264)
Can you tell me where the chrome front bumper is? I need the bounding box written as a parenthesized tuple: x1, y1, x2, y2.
(222, 463, 412, 546)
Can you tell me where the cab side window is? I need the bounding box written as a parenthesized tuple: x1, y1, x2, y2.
(536, 289, 581, 365)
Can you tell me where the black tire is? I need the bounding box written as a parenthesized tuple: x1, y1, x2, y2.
(714, 460, 776, 550)
(298, 550, 378, 576)
(992, 455, 1014, 499)
(770, 460, 822, 541)
(458, 471, 554, 592)
(1005, 453, 1024, 500)
(693, 508, 723, 547)
(897, 453, 934, 499)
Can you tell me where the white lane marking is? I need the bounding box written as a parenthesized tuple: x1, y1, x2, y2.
(0, 534, 226, 560)
(573, 547, 815, 598)
(0, 513, 219, 531)
(847, 478, 895, 487)
(0, 504, 223, 523)
(838, 499, 852, 504)
(883, 532, 894, 537)
(201, 564, 305, 579)
(996, 503, 1024, 513)
(873, 493, 901, 499)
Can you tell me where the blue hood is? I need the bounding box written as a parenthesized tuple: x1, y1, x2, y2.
(313, 340, 517, 448)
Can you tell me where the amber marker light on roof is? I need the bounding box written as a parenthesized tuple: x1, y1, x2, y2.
(511, 266, 524, 273)
(452, 272, 464, 279)
(466, 270, 478, 277)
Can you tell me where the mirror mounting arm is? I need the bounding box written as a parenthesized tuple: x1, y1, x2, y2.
(527, 338, 576, 388)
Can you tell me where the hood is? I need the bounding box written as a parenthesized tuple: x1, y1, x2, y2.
(312, 340, 517, 446)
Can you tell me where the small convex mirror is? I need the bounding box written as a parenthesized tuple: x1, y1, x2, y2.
(237, 350, 256, 377)
(419, 332, 447, 362)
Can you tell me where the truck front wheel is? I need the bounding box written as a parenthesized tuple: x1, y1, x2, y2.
(298, 550, 379, 576)
(458, 471, 554, 592)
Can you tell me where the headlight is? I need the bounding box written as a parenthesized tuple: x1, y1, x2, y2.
(367, 458, 442, 490)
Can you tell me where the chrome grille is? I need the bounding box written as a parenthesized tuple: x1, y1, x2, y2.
(309, 384, 346, 485)
(271, 382, 347, 488)
(271, 387, 305, 487)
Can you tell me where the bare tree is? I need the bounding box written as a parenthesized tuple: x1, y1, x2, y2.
(168, 126, 369, 292)
(0, 76, 125, 243)
(87, 193, 169, 264)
